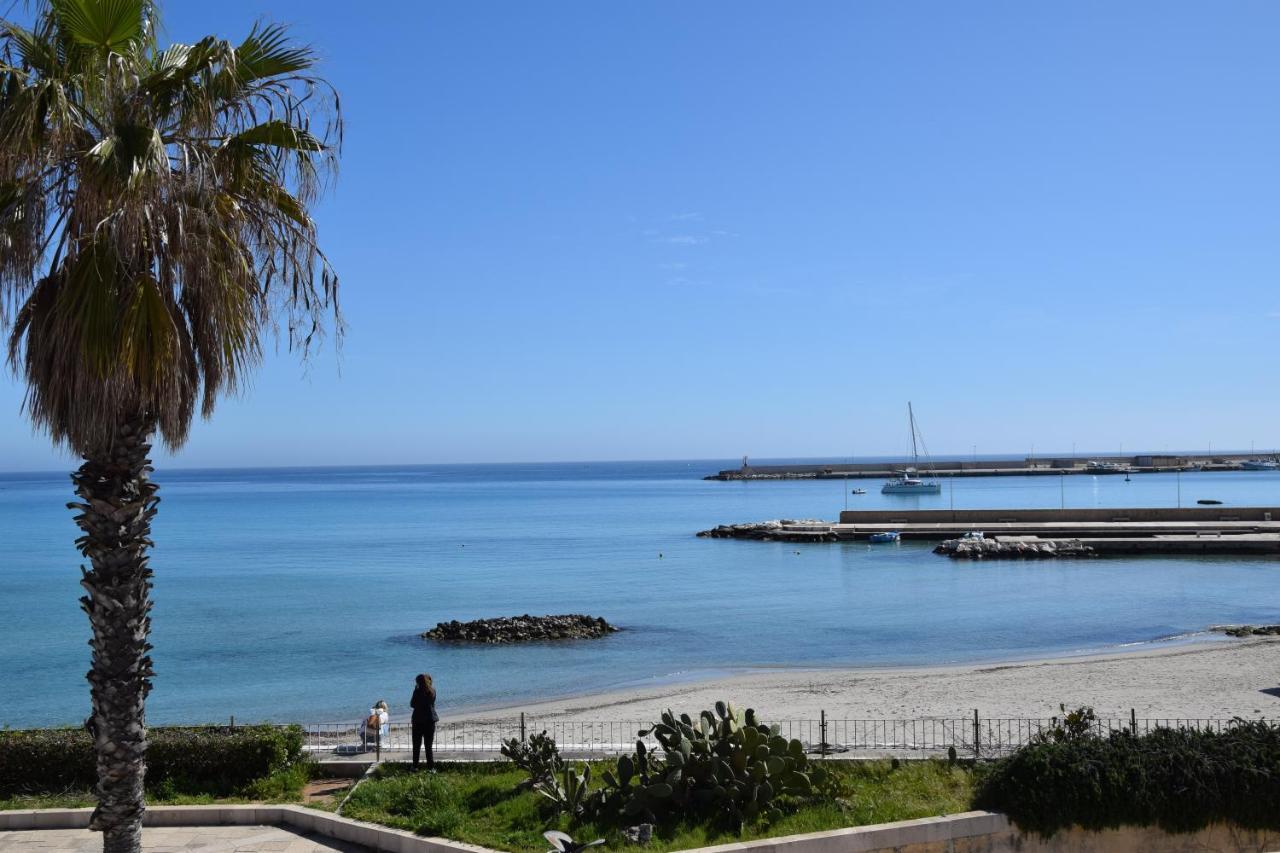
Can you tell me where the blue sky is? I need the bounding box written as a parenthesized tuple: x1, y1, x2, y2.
(2, 1, 1279, 470)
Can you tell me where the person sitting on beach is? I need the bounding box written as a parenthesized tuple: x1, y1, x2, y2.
(362, 700, 389, 750)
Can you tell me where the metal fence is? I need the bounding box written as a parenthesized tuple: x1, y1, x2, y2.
(303, 712, 1253, 759)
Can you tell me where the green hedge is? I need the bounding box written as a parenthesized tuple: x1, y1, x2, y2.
(973, 720, 1280, 835)
(0, 725, 304, 798)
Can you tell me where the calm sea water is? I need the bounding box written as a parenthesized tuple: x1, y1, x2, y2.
(2, 460, 1279, 727)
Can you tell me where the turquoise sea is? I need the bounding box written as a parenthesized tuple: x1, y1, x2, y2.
(2, 460, 1279, 727)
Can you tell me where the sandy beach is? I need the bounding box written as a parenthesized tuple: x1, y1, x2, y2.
(468, 637, 1280, 724)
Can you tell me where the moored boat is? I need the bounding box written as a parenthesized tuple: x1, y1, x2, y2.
(882, 471, 942, 494)
(868, 531, 900, 543)
(882, 403, 942, 495)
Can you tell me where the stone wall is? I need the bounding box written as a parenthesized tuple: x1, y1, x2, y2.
(838, 506, 1280, 525)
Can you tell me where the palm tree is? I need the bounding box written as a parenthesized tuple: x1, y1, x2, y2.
(0, 2, 341, 850)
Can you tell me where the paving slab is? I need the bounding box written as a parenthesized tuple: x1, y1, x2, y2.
(0, 825, 371, 852)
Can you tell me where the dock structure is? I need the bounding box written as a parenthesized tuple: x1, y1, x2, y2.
(699, 507, 1280, 554)
(706, 452, 1274, 481)
(834, 506, 1280, 538)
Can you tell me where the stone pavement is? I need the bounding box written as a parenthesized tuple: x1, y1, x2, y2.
(0, 825, 371, 852)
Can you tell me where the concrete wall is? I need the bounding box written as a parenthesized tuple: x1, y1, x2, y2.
(5, 807, 1279, 853)
(838, 506, 1280, 524)
(672, 813, 1280, 853)
(719, 452, 1273, 478)
(727, 460, 1031, 476)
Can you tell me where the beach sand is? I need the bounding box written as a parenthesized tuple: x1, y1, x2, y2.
(466, 637, 1280, 724)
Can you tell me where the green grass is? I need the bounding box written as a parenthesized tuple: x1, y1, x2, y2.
(0, 791, 98, 811)
(341, 760, 976, 853)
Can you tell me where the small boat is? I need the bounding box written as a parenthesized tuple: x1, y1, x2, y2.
(868, 531, 900, 543)
(1240, 460, 1279, 471)
(850, 488, 867, 495)
(1197, 499, 1223, 505)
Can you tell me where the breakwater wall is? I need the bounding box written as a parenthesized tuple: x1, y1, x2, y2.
(837, 507, 1280, 525)
(707, 453, 1273, 480)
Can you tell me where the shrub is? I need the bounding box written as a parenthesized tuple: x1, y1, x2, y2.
(500, 730, 564, 788)
(973, 719, 1280, 835)
(0, 724, 305, 798)
(1032, 704, 1099, 745)
(590, 702, 825, 828)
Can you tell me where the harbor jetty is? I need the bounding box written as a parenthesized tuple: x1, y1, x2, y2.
(698, 507, 1280, 556)
(706, 452, 1276, 481)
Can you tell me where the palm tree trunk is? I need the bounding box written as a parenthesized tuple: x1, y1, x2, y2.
(72, 414, 158, 853)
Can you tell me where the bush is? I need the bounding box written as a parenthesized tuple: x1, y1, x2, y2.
(500, 730, 564, 788)
(588, 702, 825, 828)
(973, 719, 1280, 835)
(0, 724, 305, 798)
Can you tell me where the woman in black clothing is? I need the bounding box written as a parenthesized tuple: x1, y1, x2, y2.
(410, 673, 438, 770)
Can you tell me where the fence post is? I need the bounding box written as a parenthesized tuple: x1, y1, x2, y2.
(1130, 708, 1137, 735)
(973, 709, 980, 759)
(375, 725, 381, 763)
(520, 712, 527, 743)
(819, 710, 827, 758)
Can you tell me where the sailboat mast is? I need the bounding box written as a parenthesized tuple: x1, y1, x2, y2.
(908, 402, 919, 465)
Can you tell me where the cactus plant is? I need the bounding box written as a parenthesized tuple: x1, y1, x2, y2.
(535, 764, 594, 818)
(543, 831, 604, 853)
(593, 703, 825, 827)
(501, 730, 565, 789)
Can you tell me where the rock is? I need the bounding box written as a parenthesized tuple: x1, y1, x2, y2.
(422, 614, 619, 644)
(695, 519, 837, 542)
(622, 824, 653, 844)
(933, 537, 1095, 559)
(1213, 624, 1280, 638)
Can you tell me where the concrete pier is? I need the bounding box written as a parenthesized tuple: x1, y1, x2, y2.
(699, 507, 1280, 554)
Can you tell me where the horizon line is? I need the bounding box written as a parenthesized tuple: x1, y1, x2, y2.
(0, 446, 1274, 478)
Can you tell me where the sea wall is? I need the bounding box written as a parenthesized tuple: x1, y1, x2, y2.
(838, 506, 1280, 525)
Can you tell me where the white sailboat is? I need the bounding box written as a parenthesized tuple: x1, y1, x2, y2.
(882, 403, 942, 495)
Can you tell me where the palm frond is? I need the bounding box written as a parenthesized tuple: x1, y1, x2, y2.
(0, 0, 341, 453)
(231, 22, 314, 82)
(50, 0, 146, 52)
(226, 119, 325, 152)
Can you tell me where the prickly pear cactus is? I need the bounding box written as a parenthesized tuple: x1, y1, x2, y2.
(595, 702, 825, 826)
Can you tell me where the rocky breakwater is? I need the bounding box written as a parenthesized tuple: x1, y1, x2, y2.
(934, 537, 1095, 559)
(423, 614, 618, 644)
(696, 519, 837, 542)
(1212, 624, 1280, 638)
